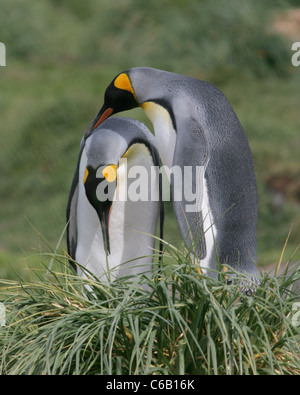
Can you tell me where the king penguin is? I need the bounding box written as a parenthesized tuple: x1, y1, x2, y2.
(84, 67, 260, 289)
(67, 116, 163, 283)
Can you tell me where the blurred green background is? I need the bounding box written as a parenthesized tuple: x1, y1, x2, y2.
(0, 0, 300, 279)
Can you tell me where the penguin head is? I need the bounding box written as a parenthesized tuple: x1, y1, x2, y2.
(86, 72, 139, 136)
(85, 67, 175, 137)
(84, 162, 117, 255)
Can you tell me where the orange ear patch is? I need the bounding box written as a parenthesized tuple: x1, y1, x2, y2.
(102, 165, 117, 183)
(114, 73, 136, 100)
(84, 168, 89, 184)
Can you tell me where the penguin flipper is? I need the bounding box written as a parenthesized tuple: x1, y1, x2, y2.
(172, 118, 209, 260)
(66, 181, 78, 271)
(66, 139, 85, 272)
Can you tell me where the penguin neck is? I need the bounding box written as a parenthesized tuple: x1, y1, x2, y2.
(141, 101, 176, 168)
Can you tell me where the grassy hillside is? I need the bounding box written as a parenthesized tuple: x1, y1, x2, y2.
(0, 0, 300, 279)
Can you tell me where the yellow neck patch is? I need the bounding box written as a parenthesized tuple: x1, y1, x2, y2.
(122, 145, 134, 160)
(114, 73, 137, 100)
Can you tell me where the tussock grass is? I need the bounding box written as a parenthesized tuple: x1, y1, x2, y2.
(0, 244, 299, 375)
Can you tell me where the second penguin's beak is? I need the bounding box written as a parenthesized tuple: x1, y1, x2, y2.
(85, 106, 113, 138)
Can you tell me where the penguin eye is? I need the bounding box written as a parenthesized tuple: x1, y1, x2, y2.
(102, 165, 117, 183)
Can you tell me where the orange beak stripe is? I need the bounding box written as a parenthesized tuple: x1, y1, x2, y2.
(93, 107, 113, 130)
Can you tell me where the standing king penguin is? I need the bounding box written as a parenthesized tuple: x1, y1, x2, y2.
(67, 117, 163, 282)
(84, 67, 260, 289)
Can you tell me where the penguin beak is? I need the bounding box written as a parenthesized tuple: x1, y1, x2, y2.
(85, 106, 113, 138)
(97, 205, 112, 255)
(93, 106, 114, 130)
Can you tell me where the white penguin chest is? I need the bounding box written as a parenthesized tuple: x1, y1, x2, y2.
(141, 101, 176, 168)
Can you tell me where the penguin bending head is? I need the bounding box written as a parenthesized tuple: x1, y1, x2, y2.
(85, 67, 260, 291)
(67, 117, 163, 283)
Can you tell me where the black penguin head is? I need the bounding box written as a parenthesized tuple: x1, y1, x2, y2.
(85, 68, 179, 140)
(85, 72, 138, 137)
(83, 164, 118, 255)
